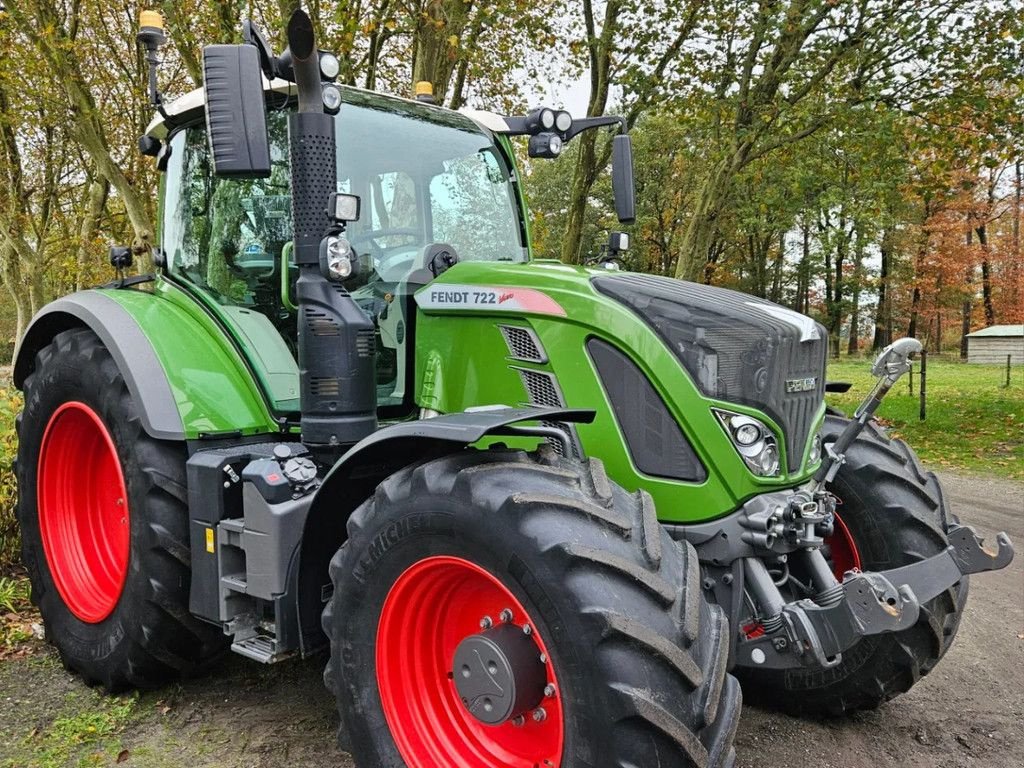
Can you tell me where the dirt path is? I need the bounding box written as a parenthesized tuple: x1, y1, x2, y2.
(2, 472, 1021, 768)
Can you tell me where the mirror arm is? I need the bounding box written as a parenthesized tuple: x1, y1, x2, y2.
(563, 115, 626, 142)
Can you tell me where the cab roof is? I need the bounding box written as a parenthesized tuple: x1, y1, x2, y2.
(144, 78, 511, 139)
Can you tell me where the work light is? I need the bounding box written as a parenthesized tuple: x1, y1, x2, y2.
(319, 52, 340, 80)
(324, 236, 354, 280)
(528, 132, 562, 158)
(322, 83, 342, 113)
(526, 107, 556, 134)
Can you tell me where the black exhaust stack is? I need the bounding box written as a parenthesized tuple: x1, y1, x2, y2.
(286, 11, 377, 455)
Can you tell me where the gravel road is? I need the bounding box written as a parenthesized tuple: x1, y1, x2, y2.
(1, 472, 1021, 767)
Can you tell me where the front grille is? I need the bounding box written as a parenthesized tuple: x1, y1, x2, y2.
(594, 274, 826, 472)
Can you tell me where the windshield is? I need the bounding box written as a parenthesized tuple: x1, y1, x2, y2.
(161, 90, 526, 411)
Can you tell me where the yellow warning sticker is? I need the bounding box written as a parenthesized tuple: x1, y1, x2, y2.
(205, 527, 215, 553)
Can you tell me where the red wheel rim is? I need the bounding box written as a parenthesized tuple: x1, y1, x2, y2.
(826, 511, 861, 580)
(376, 555, 564, 768)
(37, 402, 130, 624)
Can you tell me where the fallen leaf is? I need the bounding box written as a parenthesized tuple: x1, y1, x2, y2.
(116, 749, 130, 763)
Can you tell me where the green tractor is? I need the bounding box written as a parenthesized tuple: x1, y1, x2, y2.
(13, 9, 1013, 768)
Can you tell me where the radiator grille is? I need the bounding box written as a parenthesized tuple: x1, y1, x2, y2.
(518, 368, 563, 408)
(514, 368, 580, 458)
(500, 325, 547, 363)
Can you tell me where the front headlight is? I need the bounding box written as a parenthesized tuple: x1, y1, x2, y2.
(713, 409, 781, 477)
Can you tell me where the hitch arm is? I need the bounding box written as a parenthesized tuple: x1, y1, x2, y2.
(878, 524, 1015, 604)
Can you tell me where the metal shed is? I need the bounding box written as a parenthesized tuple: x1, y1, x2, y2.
(964, 325, 1024, 364)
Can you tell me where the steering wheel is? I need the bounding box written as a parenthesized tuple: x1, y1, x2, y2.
(349, 227, 421, 252)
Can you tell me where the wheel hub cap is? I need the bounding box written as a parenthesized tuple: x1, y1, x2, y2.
(453, 623, 547, 725)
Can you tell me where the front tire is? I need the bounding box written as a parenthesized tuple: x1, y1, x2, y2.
(17, 328, 226, 691)
(737, 414, 968, 716)
(323, 448, 742, 767)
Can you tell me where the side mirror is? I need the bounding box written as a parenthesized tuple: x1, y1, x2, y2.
(612, 134, 636, 224)
(871, 337, 922, 378)
(202, 44, 271, 178)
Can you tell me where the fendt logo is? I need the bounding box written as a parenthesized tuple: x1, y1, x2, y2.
(785, 377, 818, 393)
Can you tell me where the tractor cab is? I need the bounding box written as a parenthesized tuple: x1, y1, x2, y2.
(152, 84, 527, 414)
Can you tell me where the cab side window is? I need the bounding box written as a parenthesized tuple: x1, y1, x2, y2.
(164, 115, 293, 327)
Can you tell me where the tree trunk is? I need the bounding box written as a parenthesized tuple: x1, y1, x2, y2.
(960, 227, 973, 359)
(770, 230, 785, 303)
(847, 226, 864, 355)
(974, 224, 995, 327)
(560, 0, 620, 264)
(75, 176, 109, 291)
(0, 242, 30, 359)
(675, 157, 738, 280)
(795, 220, 811, 314)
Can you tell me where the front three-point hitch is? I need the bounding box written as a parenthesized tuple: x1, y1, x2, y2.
(677, 338, 1015, 671)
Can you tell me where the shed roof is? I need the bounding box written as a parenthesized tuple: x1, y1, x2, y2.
(965, 324, 1024, 338)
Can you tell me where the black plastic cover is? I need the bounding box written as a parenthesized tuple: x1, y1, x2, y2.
(202, 44, 271, 178)
(594, 274, 827, 472)
(297, 273, 378, 449)
(588, 338, 707, 482)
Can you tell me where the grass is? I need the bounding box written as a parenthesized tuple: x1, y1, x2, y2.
(825, 356, 1023, 481)
(0, 677, 139, 768)
(0, 572, 36, 655)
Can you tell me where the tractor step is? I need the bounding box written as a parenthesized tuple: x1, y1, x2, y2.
(231, 631, 294, 664)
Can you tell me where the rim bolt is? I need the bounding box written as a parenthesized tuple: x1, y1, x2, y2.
(532, 707, 547, 722)
(544, 683, 556, 698)
(511, 715, 525, 727)
(523, 624, 532, 636)
(499, 608, 514, 623)
(480, 616, 492, 629)
(539, 653, 547, 664)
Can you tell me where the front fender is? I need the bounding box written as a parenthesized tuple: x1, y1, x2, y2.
(294, 406, 595, 653)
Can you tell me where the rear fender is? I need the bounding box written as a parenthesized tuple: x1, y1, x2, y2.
(15, 291, 185, 439)
(294, 406, 595, 654)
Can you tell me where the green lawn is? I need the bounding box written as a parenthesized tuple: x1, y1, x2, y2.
(825, 356, 1023, 481)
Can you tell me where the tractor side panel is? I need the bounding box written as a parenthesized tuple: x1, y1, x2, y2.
(412, 261, 822, 524)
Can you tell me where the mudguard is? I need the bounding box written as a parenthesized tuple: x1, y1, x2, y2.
(15, 291, 185, 439)
(14, 287, 279, 441)
(295, 406, 595, 653)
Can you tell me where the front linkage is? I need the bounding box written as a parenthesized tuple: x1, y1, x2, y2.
(675, 338, 1014, 672)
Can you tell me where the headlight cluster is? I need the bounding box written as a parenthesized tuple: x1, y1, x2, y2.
(713, 409, 780, 477)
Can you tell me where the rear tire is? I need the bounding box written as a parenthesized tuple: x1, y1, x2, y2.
(323, 447, 742, 767)
(17, 328, 226, 691)
(736, 414, 968, 716)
